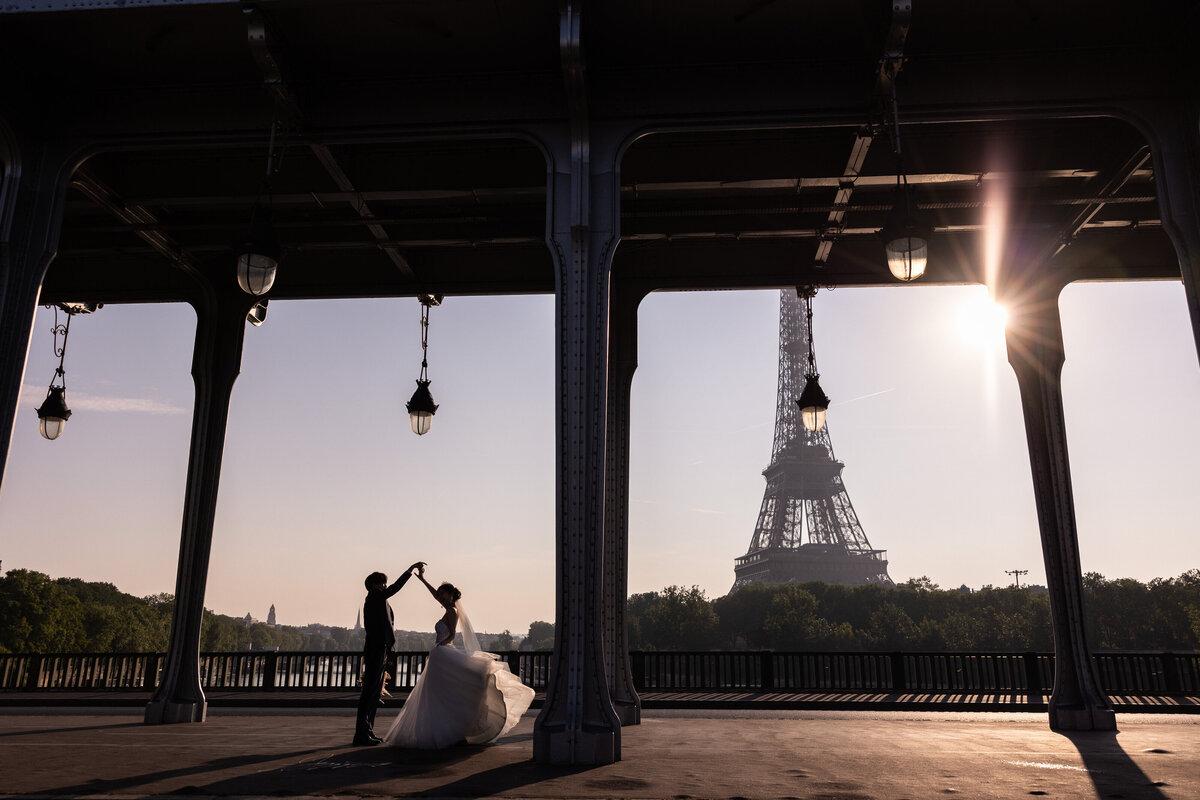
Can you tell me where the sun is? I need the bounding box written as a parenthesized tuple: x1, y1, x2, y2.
(954, 290, 1008, 348)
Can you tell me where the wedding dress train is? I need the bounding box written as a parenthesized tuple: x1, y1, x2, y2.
(383, 609, 534, 749)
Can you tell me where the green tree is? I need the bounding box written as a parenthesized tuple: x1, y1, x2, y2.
(521, 621, 555, 650)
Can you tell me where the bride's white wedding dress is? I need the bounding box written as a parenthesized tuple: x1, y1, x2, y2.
(383, 608, 534, 749)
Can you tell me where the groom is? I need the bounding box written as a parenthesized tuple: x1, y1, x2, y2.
(354, 562, 424, 746)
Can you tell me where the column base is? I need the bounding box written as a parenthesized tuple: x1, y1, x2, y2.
(533, 724, 620, 764)
(614, 699, 641, 726)
(1048, 705, 1116, 731)
(144, 699, 207, 724)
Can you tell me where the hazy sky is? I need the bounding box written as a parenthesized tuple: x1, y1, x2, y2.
(1, 279, 1198, 634)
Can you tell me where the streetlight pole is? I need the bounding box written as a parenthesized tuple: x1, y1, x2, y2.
(1005, 569, 1029, 588)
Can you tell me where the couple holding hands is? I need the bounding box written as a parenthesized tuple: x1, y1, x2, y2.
(353, 562, 534, 748)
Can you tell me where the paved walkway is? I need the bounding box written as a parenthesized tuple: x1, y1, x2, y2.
(1, 707, 1197, 799)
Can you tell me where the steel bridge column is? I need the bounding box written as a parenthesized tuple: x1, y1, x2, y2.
(533, 2, 623, 765)
(145, 285, 250, 724)
(0, 132, 72, 497)
(533, 140, 623, 761)
(603, 277, 643, 726)
(1003, 284, 1115, 732)
(1144, 101, 1200, 364)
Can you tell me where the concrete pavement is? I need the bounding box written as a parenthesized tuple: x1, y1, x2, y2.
(1, 707, 1196, 799)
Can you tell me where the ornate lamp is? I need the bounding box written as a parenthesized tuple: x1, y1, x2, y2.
(879, 177, 930, 282)
(236, 120, 283, 297)
(235, 207, 279, 296)
(34, 303, 99, 440)
(36, 386, 71, 441)
(406, 294, 443, 435)
(796, 288, 829, 432)
(878, 70, 931, 281)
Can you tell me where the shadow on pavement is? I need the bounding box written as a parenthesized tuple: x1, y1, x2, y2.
(417, 760, 600, 798)
(140, 744, 493, 796)
(0, 721, 142, 738)
(142, 741, 599, 798)
(34, 747, 332, 796)
(1061, 730, 1170, 800)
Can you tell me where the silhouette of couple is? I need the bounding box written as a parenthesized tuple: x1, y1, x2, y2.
(353, 562, 533, 748)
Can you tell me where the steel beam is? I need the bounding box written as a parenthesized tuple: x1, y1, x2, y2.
(145, 283, 253, 725)
(0, 138, 73, 498)
(1142, 103, 1200, 365)
(533, 1, 622, 766)
(245, 6, 416, 281)
(1002, 279, 1116, 732)
(602, 276, 644, 727)
(70, 170, 194, 270)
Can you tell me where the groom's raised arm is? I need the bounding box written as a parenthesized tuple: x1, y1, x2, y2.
(383, 562, 424, 597)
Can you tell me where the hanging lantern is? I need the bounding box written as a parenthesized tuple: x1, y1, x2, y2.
(235, 206, 280, 296)
(797, 373, 829, 432)
(406, 379, 438, 436)
(34, 303, 95, 441)
(795, 287, 830, 432)
(879, 190, 931, 281)
(36, 386, 71, 441)
(406, 294, 443, 436)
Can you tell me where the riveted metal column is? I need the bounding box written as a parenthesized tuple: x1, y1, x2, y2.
(0, 133, 72, 496)
(145, 285, 251, 724)
(532, 2, 622, 765)
(1004, 285, 1115, 732)
(1146, 101, 1200, 364)
(603, 277, 643, 726)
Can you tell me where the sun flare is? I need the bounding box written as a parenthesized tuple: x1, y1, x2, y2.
(955, 291, 1008, 348)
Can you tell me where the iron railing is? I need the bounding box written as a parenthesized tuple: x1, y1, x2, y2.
(1, 650, 1195, 696)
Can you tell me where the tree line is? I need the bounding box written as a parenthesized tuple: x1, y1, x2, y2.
(2, 567, 1197, 654)
(625, 572, 1200, 652)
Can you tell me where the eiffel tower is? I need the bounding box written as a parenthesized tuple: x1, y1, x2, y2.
(733, 290, 893, 589)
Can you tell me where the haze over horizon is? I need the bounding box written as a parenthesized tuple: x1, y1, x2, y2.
(2, 281, 1198, 634)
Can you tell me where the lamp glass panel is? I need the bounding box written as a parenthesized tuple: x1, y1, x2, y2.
(885, 235, 928, 281)
(39, 417, 66, 440)
(237, 253, 278, 296)
(800, 406, 826, 432)
(410, 411, 433, 436)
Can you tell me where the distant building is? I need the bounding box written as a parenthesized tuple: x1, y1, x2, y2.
(267, 604, 277, 626)
(354, 609, 363, 632)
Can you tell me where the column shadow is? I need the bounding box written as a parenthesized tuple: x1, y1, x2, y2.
(32, 747, 333, 796)
(0, 721, 142, 737)
(1059, 730, 1171, 800)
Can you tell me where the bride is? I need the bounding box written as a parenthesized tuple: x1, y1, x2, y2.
(383, 566, 534, 749)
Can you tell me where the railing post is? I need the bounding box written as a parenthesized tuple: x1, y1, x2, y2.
(263, 651, 278, 690)
(760, 652, 775, 691)
(890, 652, 906, 692)
(630, 651, 645, 691)
(148, 655, 161, 690)
(25, 655, 44, 690)
(506, 652, 521, 684)
(1161, 652, 1182, 694)
(1024, 651, 1043, 698)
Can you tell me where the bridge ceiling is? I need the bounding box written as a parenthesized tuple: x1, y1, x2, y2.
(0, 0, 1184, 304)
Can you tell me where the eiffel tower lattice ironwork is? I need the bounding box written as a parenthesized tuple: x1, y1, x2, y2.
(733, 290, 893, 589)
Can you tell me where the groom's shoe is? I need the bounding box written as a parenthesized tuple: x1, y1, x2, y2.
(352, 734, 382, 746)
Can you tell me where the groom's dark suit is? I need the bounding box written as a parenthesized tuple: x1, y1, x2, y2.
(355, 571, 413, 739)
